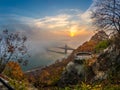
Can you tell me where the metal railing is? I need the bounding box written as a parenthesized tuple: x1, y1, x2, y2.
(0, 78, 14, 90)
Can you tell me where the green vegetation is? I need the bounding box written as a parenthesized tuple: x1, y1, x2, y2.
(37, 82, 119, 90)
(3, 61, 32, 90)
(9, 79, 28, 90)
(94, 40, 110, 53)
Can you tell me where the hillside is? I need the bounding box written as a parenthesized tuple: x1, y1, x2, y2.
(65, 30, 108, 63)
(26, 31, 109, 89)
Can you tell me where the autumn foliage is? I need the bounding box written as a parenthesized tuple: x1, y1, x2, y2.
(3, 61, 24, 80)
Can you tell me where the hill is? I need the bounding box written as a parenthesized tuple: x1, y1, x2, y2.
(26, 31, 109, 89)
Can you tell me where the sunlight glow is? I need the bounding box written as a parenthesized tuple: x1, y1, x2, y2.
(70, 29, 77, 37)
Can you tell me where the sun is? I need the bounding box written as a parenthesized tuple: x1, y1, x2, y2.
(70, 29, 76, 37)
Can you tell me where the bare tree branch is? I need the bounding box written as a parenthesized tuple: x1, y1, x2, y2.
(91, 0, 120, 34)
(0, 30, 28, 73)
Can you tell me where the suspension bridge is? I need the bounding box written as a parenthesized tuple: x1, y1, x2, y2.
(47, 44, 75, 54)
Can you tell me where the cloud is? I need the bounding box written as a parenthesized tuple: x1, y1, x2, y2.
(81, 11, 92, 23)
(0, 9, 94, 58)
(0, 9, 95, 70)
(34, 14, 71, 29)
(0, 8, 93, 32)
(32, 9, 93, 32)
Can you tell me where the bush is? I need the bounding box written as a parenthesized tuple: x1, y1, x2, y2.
(3, 61, 24, 81)
(94, 40, 110, 53)
(9, 79, 28, 90)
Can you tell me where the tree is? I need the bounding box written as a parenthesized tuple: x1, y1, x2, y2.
(91, 0, 120, 34)
(91, 0, 120, 84)
(0, 30, 28, 73)
(3, 61, 24, 80)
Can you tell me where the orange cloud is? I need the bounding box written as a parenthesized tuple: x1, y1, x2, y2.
(11, 9, 94, 49)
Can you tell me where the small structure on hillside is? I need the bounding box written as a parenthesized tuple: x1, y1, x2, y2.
(74, 52, 92, 60)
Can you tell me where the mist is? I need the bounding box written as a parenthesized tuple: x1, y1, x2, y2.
(0, 9, 94, 71)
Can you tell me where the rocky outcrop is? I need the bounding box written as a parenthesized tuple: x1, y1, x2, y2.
(90, 34, 120, 83)
(91, 43, 120, 82)
(57, 60, 85, 87)
(57, 57, 95, 87)
(30, 31, 110, 88)
(57, 31, 111, 87)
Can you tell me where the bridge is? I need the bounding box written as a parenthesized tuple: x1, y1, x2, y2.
(47, 44, 75, 54)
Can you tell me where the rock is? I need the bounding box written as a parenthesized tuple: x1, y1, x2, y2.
(66, 62, 85, 76)
(57, 59, 87, 87)
(57, 69, 79, 87)
(91, 42, 120, 82)
(94, 71, 107, 81)
(57, 31, 110, 87)
(57, 61, 84, 87)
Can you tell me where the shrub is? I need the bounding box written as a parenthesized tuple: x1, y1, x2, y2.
(94, 40, 110, 53)
(3, 61, 24, 81)
(9, 79, 28, 90)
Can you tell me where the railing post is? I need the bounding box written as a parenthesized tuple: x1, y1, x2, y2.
(0, 78, 14, 90)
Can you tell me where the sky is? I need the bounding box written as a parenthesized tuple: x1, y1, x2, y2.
(0, 0, 92, 17)
(0, 0, 94, 70)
